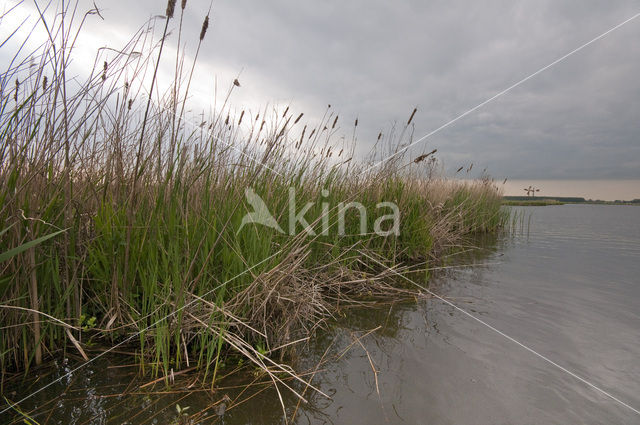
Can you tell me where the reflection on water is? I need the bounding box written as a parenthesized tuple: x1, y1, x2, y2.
(3, 205, 640, 424)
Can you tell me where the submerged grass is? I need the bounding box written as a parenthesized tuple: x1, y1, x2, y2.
(0, 0, 508, 400)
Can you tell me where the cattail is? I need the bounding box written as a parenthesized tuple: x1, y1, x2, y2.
(42, 76, 48, 91)
(377, 132, 382, 140)
(332, 115, 338, 129)
(255, 113, 260, 121)
(298, 125, 306, 148)
(233, 78, 240, 87)
(282, 106, 289, 117)
(102, 61, 108, 81)
(338, 148, 343, 157)
(503, 178, 507, 184)
(238, 110, 244, 125)
(456, 166, 464, 173)
(354, 118, 358, 127)
(128, 99, 133, 110)
(166, 0, 176, 18)
(260, 120, 265, 131)
(224, 115, 229, 125)
(413, 154, 429, 164)
(309, 128, 316, 139)
(14, 78, 19, 101)
(407, 107, 417, 125)
(124, 81, 129, 91)
(414, 149, 437, 164)
(181, 0, 187, 9)
(294, 113, 303, 124)
(199, 15, 209, 41)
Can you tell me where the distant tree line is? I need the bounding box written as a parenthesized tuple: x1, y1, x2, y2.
(503, 196, 640, 204)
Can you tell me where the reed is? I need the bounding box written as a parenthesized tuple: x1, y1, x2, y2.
(0, 0, 508, 393)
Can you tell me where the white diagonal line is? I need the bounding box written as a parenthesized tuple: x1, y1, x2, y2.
(359, 250, 640, 416)
(6, 8, 640, 419)
(364, 11, 640, 174)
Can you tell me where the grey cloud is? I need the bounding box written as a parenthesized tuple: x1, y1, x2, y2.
(4, 0, 639, 179)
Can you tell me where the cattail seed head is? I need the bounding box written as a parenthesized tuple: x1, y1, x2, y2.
(128, 99, 133, 110)
(199, 15, 209, 41)
(298, 125, 306, 148)
(294, 113, 303, 124)
(166, 0, 176, 18)
(238, 110, 245, 125)
(332, 115, 338, 129)
(407, 107, 417, 125)
(181, 0, 187, 10)
(42, 76, 48, 91)
(14, 78, 19, 101)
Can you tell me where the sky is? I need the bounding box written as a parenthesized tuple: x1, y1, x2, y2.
(2, 0, 640, 199)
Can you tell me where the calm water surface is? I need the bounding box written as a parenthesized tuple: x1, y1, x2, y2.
(3, 205, 640, 424)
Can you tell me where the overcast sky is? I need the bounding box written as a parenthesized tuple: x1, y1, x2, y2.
(3, 0, 640, 183)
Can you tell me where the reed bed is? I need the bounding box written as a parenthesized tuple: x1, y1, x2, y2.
(0, 0, 508, 401)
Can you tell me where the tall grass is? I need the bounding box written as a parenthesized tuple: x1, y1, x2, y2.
(0, 0, 508, 391)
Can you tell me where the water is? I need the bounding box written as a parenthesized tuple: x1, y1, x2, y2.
(3, 204, 640, 424)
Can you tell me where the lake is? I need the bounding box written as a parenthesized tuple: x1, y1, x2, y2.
(3, 204, 639, 424)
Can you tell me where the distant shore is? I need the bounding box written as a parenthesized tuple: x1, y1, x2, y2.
(503, 196, 640, 206)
